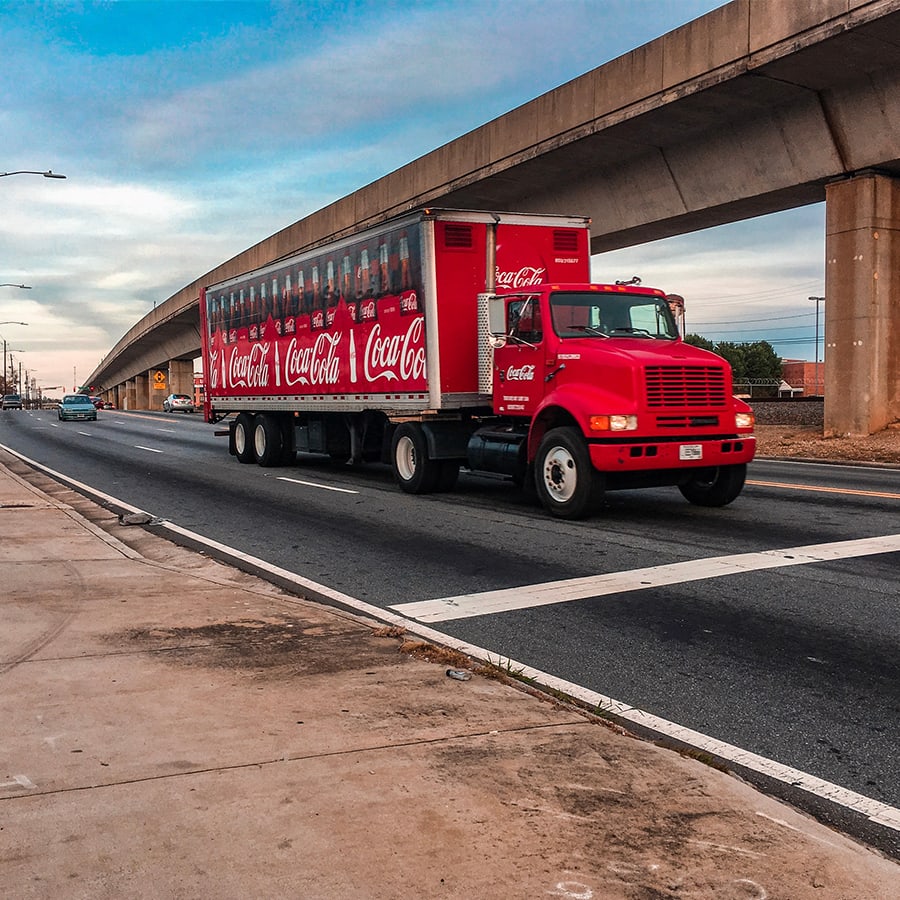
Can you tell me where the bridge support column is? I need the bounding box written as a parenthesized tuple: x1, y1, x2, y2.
(134, 372, 151, 410)
(824, 173, 900, 436)
(168, 359, 194, 398)
(124, 379, 136, 411)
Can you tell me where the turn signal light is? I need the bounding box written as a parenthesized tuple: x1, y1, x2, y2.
(589, 414, 638, 432)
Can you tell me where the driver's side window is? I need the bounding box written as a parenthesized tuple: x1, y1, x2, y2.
(507, 298, 542, 343)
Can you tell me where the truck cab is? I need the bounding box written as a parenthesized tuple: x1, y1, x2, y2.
(487, 283, 756, 518)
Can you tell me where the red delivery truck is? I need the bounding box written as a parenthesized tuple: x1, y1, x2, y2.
(199, 209, 755, 519)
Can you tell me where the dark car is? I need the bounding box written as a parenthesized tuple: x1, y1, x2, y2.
(58, 394, 98, 422)
(2, 393, 23, 410)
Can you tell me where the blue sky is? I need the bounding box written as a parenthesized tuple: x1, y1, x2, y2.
(0, 0, 825, 393)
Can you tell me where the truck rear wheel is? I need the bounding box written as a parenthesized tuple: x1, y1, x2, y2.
(534, 426, 604, 519)
(233, 413, 256, 464)
(254, 413, 285, 467)
(391, 423, 440, 494)
(678, 463, 746, 507)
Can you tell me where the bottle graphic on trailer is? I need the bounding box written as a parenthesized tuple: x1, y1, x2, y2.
(349, 329, 358, 384)
(249, 285, 259, 340)
(378, 241, 389, 296)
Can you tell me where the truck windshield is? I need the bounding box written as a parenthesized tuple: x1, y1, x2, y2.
(550, 291, 678, 340)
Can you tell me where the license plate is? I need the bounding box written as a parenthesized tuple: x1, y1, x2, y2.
(679, 444, 703, 461)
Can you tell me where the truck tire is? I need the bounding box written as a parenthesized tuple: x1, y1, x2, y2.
(391, 422, 440, 494)
(234, 413, 256, 464)
(254, 413, 284, 467)
(534, 426, 604, 519)
(678, 463, 746, 507)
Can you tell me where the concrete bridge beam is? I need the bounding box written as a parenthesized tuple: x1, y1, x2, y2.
(824, 172, 900, 435)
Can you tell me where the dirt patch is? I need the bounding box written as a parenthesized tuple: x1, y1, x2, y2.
(115, 617, 408, 678)
(755, 423, 900, 466)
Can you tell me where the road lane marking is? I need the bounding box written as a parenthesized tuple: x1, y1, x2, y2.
(391, 534, 900, 622)
(748, 479, 900, 500)
(277, 476, 358, 494)
(2, 442, 898, 835)
(135, 445, 163, 453)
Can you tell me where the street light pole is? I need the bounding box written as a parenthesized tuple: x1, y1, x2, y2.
(0, 283, 32, 289)
(0, 323, 28, 395)
(808, 296, 825, 396)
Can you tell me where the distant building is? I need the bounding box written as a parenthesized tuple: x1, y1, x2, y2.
(193, 373, 204, 408)
(781, 360, 825, 397)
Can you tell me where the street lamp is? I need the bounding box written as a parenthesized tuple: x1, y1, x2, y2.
(0, 284, 32, 289)
(0, 170, 66, 179)
(808, 296, 825, 397)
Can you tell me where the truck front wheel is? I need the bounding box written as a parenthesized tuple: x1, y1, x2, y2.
(233, 413, 256, 464)
(534, 427, 604, 519)
(391, 423, 440, 494)
(678, 464, 746, 507)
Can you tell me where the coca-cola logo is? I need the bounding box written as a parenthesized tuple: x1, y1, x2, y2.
(311, 310, 324, 329)
(400, 290, 418, 313)
(284, 333, 342, 387)
(495, 265, 546, 288)
(228, 342, 272, 388)
(506, 364, 536, 381)
(209, 350, 220, 390)
(364, 317, 426, 383)
(359, 299, 377, 321)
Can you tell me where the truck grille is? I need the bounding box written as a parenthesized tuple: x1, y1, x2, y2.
(645, 365, 728, 408)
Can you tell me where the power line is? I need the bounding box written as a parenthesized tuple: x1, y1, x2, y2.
(693, 311, 816, 326)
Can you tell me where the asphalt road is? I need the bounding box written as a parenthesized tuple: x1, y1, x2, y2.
(2, 406, 899, 852)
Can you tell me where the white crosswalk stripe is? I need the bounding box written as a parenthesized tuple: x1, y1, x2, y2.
(391, 533, 900, 622)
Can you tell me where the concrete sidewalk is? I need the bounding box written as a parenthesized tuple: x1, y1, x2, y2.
(2, 450, 899, 899)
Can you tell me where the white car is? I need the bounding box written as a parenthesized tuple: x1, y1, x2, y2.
(163, 393, 195, 413)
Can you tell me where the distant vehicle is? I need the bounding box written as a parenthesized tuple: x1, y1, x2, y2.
(58, 394, 98, 422)
(1, 393, 23, 410)
(163, 393, 195, 413)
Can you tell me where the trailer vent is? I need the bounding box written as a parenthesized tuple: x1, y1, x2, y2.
(443, 224, 473, 249)
(645, 366, 728, 408)
(553, 230, 580, 252)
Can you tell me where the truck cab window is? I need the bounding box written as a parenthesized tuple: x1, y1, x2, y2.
(508, 297, 542, 343)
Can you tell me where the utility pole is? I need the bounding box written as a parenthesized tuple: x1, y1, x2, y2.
(808, 296, 825, 396)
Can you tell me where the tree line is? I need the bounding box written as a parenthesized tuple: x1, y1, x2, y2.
(684, 335, 783, 396)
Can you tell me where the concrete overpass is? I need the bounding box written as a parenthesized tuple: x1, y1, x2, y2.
(91, 0, 900, 435)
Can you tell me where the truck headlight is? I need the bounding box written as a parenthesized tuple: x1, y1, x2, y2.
(590, 414, 638, 432)
(735, 412, 754, 429)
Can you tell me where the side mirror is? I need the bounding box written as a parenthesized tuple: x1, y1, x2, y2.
(488, 294, 506, 336)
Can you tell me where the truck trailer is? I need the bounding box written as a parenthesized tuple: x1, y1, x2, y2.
(199, 208, 755, 519)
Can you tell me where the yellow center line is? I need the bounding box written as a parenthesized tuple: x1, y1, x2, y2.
(747, 480, 900, 500)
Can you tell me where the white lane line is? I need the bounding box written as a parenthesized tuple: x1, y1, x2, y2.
(77, 431, 93, 436)
(3, 442, 899, 835)
(135, 445, 163, 454)
(277, 476, 358, 494)
(391, 534, 900, 622)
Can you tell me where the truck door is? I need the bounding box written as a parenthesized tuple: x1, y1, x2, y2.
(493, 296, 545, 417)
